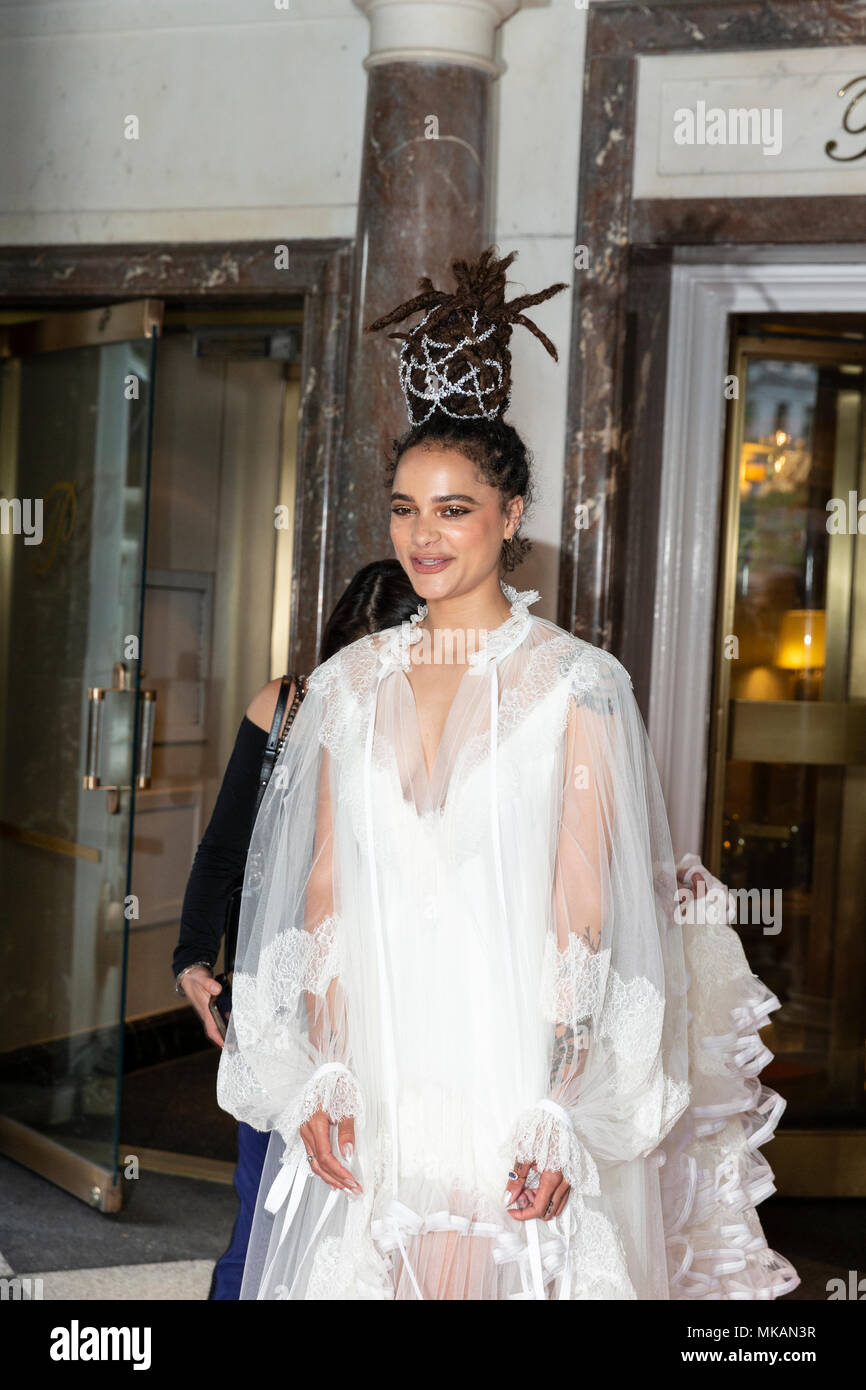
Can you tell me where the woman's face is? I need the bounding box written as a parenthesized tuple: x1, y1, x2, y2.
(390, 444, 523, 601)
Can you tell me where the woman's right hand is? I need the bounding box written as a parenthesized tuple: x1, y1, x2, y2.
(299, 1111, 363, 1196)
(179, 965, 225, 1048)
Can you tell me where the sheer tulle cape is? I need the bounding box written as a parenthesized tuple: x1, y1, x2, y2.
(216, 585, 794, 1300)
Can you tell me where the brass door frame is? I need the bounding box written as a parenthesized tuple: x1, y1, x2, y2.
(0, 1115, 123, 1213)
(0, 299, 162, 358)
(2, 299, 305, 1192)
(705, 331, 866, 1194)
(127, 310, 301, 1180)
(0, 298, 163, 1211)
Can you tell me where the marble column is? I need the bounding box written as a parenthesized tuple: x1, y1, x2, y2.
(331, 0, 523, 599)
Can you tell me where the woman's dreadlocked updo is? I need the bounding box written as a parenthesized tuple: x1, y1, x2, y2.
(365, 246, 567, 573)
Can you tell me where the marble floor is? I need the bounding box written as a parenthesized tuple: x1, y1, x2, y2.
(0, 1153, 236, 1300)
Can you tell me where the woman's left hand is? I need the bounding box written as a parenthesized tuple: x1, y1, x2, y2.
(503, 1159, 571, 1221)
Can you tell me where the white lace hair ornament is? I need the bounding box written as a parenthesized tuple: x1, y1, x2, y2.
(364, 246, 568, 427)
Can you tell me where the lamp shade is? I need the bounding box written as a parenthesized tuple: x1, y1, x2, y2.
(774, 609, 826, 671)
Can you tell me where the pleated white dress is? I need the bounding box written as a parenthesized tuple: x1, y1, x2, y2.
(217, 583, 798, 1300)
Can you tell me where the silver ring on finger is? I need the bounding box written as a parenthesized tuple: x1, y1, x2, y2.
(305, 1152, 314, 1164)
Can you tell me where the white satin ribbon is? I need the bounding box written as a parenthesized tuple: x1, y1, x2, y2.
(363, 666, 402, 1200)
(260, 1139, 343, 1298)
(526, 1219, 545, 1298)
(536, 1096, 572, 1127)
(370, 1198, 504, 1301)
(488, 660, 527, 1105)
(489, 663, 507, 930)
(665, 1151, 698, 1233)
(371, 1193, 573, 1301)
(363, 665, 432, 1300)
(749, 1087, 786, 1147)
(495, 1218, 572, 1299)
(309, 1060, 353, 1082)
(490, 658, 559, 1301)
(666, 1231, 696, 1291)
(558, 1207, 573, 1300)
(370, 1198, 426, 1299)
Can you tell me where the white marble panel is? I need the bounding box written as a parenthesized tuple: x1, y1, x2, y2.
(0, 0, 367, 243)
(492, 1, 586, 619)
(635, 47, 866, 198)
(494, 0, 585, 240)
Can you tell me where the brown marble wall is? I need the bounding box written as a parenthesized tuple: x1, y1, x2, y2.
(560, 50, 634, 655)
(564, 0, 866, 716)
(632, 197, 866, 245)
(331, 60, 490, 604)
(618, 248, 673, 715)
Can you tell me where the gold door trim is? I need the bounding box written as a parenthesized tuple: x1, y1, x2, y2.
(735, 333, 866, 365)
(706, 330, 866, 1178)
(117, 1144, 235, 1186)
(0, 819, 100, 863)
(771, 1131, 866, 1197)
(729, 700, 866, 765)
(0, 1115, 121, 1213)
(0, 299, 163, 358)
(705, 340, 747, 875)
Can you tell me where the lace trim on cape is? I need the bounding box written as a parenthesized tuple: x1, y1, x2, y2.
(539, 933, 668, 1085)
(378, 582, 541, 674)
(306, 585, 639, 798)
(511, 1102, 601, 1194)
(230, 914, 343, 1051)
(533, 932, 691, 1159)
(275, 1063, 365, 1144)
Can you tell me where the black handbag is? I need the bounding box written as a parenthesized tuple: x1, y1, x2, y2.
(221, 673, 308, 979)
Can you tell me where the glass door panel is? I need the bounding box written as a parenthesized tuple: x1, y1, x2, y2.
(707, 335, 866, 1132)
(0, 301, 162, 1210)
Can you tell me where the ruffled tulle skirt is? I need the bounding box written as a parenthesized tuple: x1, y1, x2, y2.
(240, 863, 799, 1301)
(658, 862, 799, 1299)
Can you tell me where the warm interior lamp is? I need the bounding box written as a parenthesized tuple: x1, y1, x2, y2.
(775, 609, 826, 671)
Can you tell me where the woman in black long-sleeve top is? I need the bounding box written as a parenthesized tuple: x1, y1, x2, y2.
(172, 560, 420, 1298)
(172, 709, 285, 1040)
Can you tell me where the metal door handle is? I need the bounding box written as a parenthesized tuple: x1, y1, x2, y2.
(83, 662, 157, 810)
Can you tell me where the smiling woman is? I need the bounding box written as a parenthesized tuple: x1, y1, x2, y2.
(386, 433, 532, 787)
(389, 421, 530, 580)
(219, 575, 698, 1299)
(215, 248, 797, 1301)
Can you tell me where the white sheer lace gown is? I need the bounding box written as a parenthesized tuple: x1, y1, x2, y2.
(217, 583, 798, 1300)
